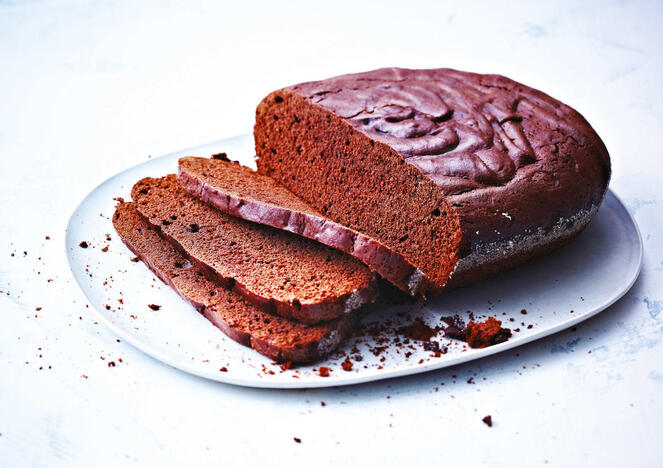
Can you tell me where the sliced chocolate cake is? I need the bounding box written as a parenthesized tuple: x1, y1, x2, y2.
(254, 67, 611, 289)
(110, 67, 612, 365)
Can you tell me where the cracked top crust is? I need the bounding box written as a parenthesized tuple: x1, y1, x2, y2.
(290, 67, 611, 252)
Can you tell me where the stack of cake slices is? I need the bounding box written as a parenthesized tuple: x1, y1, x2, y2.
(114, 67, 611, 364)
(114, 154, 394, 364)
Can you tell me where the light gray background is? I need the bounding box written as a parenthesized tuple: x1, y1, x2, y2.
(1, 1, 662, 466)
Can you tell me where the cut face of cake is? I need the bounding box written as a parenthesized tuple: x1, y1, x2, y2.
(254, 68, 610, 289)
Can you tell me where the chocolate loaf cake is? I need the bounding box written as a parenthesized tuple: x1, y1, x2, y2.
(178, 155, 427, 295)
(113, 202, 354, 362)
(132, 175, 377, 324)
(254, 68, 611, 288)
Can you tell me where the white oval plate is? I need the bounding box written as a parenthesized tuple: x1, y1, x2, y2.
(66, 134, 642, 388)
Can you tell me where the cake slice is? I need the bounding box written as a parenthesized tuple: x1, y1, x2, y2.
(178, 155, 428, 295)
(112, 202, 355, 363)
(131, 175, 377, 324)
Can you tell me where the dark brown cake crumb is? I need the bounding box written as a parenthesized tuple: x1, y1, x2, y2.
(148, 304, 161, 311)
(130, 256, 140, 262)
(280, 361, 293, 371)
(79, 241, 88, 248)
(219, 367, 228, 372)
(211, 152, 230, 161)
(399, 318, 436, 341)
(341, 358, 353, 371)
(101, 245, 109, 252)
(293, 437, 302, 443)
(441, 315, 467, 340)
(318, 366, 331, 377)
(423, 340, 447, 355)
(440, 315, 511, 348)
(482, 415, 493, 427)
(108, 361, 116, 367)
(466, 317, 512, 348)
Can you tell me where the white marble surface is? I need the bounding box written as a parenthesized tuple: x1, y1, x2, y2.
(1, 1, 662, 466)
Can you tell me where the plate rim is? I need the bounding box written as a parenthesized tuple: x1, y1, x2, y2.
(65, 135, 644, 389)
